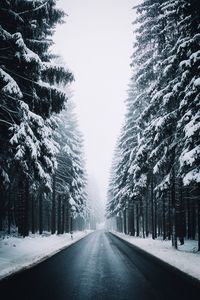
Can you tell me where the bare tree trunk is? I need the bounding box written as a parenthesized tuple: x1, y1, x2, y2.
(146, 194, 149, 237)
(186, 189, 191, 239)
(57, 195, 62, 234)
(65, 198, 70, 233)
(8, 185, 12, 234)
(51, 175, 56, 234)
(163, 194, 166, 240)
(128, 205, 135, 236)
(70, 215, 73, 232)
(151, 177, 155, 239)
(171, 167, 177, 249)
(167, 191, 172, 240)
(0, 184, 4, 231)
(39, 192, 43, 235)
(123, 209, 127, 234)
(197, 184, 200, 251)
(140, 201, 145, 238)
(177, 178, 185, 245)
(154, 197, 157, 239)
(136, 203, 139, 236)
(18, 176, 29, 237)
(61, 201, 65, 234)
(31, 195, 35, 234)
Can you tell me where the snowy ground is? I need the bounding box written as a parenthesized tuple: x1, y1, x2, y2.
(111, 231, 200, 281)
(0, 230, 92, 280)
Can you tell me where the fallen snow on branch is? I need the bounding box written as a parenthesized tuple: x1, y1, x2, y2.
(0, 231, 92, 280)
(111, 231, 200, 281)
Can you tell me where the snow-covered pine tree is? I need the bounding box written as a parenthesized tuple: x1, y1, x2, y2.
(175, 0, 200, 249)
(106, 142, 124, 231)
(106, 0, 164, 237)
(106, 80, 144, 235)
(140, 0, 200, 246)
(0, 0, 73, 235)
(53, 100, 89, 234)
(124, 0, 166, 238)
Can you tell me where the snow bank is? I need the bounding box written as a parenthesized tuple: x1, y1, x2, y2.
(0, 231, 92, 280)
(111, 231, 200, 281)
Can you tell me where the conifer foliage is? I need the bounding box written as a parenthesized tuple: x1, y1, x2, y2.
(0, 0, 89, 236)
(53, 101, 89, 234)
(107, 0, 200, 250)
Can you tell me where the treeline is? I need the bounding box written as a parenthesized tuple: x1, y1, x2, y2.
(0, 0, 90, 236)
(106, 0, 200, 250)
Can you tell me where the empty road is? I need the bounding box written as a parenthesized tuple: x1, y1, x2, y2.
(0, 230, 200, 300)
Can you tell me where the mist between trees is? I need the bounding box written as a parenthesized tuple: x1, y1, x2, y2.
(0, 0, 99, 236)
(106, 0, 200, 251)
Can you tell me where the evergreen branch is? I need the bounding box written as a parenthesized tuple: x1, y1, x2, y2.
(0, 105, 17, 124)
(18, 0, 51, 16)
(0, 104, 18, 114)
(0, 119, 13, 126)
(2, 66, 39, 85)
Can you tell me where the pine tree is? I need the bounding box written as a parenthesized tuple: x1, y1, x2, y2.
(0, 0, 73, 235)
(53, 100, 89, 234)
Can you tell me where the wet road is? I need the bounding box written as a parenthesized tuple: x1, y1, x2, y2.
(0, 230, 200, 300)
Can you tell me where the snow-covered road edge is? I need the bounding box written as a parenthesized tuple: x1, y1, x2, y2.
(110, 231, 200, 282)
(0, 231, 93, 281)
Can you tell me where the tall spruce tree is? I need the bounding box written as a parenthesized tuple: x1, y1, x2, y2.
(53, 100, 89, 234)
(0, 0, 73, 235)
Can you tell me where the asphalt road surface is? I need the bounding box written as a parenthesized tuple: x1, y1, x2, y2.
(0, 230, 200, 300)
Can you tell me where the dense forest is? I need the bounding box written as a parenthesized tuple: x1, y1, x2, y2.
(0, 0, 92, 236)
(106, 0, 200, 250)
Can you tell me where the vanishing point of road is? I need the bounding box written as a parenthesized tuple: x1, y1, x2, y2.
(0, 230, 200, 300)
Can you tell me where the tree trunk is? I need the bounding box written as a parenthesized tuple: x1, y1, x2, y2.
(0, 184, 4, 231)
(57, 195, 62, 234)
(151, 177, 155, 239)
(24, 178, 29, 237)
(128, 205, 135, 236)
(191, 201, 196, 240)
(136, 204, 139, 236)
(177, 178, 184, 245)
(18, 176, 29, 237)
(140, 201, 145, 238)
(146, 194, 149, 237)
(154, 197, 157, 239)
(162, 194, 166, 240)
(65, 199, 70, 233)
(51, 175, 56, 234)
(31, 195, 35, 234)
(61, 202, 65, 234)
(8, 186, 12, 234)
(197, 184, 200, 251)
(39, 192, 43, 235)
(186, 189, 191, 239)
(123, 209, 127, 234)
(171, 167, 177, 249)
(70, 215, 73, 232)
(167, 191, 172, 240)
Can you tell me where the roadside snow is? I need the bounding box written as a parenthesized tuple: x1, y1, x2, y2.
(111, 231, 200, 281)
(0, 231, 92, 280)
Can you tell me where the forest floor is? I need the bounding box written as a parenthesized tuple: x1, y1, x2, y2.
(111, 231, 200, 281)
(0, 230, 92, 280)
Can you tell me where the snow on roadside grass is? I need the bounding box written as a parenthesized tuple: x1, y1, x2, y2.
(111, 231, 200, 281)
(0, 231, 92, 280)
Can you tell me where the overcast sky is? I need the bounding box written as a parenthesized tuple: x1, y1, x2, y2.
(53, 0, 138, 205)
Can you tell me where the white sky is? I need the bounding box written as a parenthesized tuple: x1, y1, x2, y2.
(53, 0, 138, 205)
